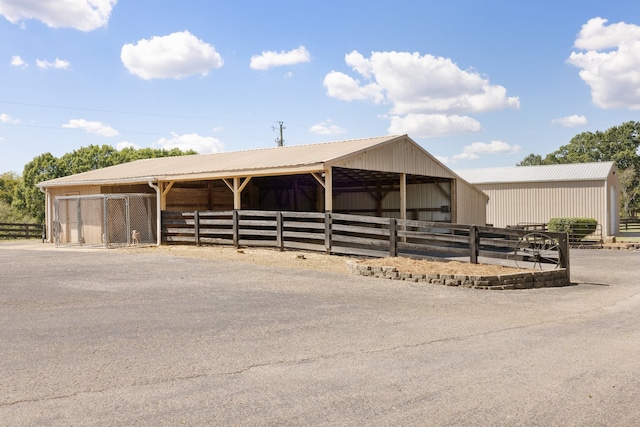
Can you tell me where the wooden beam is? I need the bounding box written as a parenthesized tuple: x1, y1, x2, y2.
(160, 181, 174, 210)
(233, 178, 241, 209)
(399, 173, 407, 220)
(311, 172, 325, 188)
(223, 177, 252, 210)
(324, 168, 333, 212)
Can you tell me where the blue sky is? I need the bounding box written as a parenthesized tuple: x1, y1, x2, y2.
(1, 0, 640, 174)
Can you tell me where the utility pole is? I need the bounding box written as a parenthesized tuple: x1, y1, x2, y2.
(273, 121, 285, 147)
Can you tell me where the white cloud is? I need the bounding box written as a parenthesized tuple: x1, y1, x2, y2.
(250, 46, 310, 70)
(121, 31, 223, 80)
(62, 119, 119, 137)
(387, 114, 482, 138)
(324, 50, 519, 137)
(10, 55, 27, 67)
(323, 71, 385, 103)
(0, 0, 116, 31)
(36, 58, 71, 70)
(0, 113, 19, 124)
(449, 140, 521, 162)
(156, 132, 223, 153)
(568, 17, 640, 109)
(115, 141, 138, 150)
(551, 114, 588, 127)
(309, 120, 347, 135)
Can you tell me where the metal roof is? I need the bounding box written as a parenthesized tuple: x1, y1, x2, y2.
(456, 162, 616, 184)
(37, 135, 404, 187)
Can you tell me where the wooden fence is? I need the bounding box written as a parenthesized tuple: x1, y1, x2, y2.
(162, 210, 570, 273)
(621, 218, 640, 231)
(0, 222, 44, 240)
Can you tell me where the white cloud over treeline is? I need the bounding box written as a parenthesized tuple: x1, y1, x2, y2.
(121, 31, 223, 80)
(323, 50, 520, 138)
(0, 0, 117, 31)
(62, 119, 119, 137)
(568, 17, 640, 109)
(156, 132, 223, 153)
(551, 115, 588, 127)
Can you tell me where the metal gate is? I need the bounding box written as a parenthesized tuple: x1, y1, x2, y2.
(54, 194, 157, 247)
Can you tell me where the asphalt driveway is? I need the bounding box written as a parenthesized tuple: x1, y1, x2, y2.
(1, 242, 639, 426)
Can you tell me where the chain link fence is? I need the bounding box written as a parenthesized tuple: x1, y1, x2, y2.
(54, 194, 157, 247)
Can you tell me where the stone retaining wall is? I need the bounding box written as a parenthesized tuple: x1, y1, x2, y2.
(347, 262, 570, 290)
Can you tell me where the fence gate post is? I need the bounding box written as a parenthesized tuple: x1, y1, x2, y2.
(324, 212, 332, 254)
(232, 210, 239, 248)
(469, 225, 478, 264)
(389, 218, 397, 257)
(194, 211, 200, 245)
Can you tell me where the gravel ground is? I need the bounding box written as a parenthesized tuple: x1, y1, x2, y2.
(0, 241, 639, 426)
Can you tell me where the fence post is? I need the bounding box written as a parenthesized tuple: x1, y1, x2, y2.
(324, 212, 332, 254)
(232, 210, 239, 248)
(24, 224, 29, 239)
(558, 232, 570, 280)
(194, 211, 200, 246)
(389, 218, 397, 257)
(276, 211, 284, 251)
(469, 225, 478, 264)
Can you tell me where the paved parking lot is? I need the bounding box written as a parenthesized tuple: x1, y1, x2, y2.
(1, 242, 639, 426)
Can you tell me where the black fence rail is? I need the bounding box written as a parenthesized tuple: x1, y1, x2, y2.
(162, 210, 570, 275)
(0, 222, 44, 240)
(621, 218, 640, 231)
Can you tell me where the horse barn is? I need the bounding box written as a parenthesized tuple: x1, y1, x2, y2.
(36, 135, 488, 246)
(456, 162, 620, 237)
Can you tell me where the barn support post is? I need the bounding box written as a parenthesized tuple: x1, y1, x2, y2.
(148, 181, 162, 246)
(324, 168, 333, 213)
(223, 177, 252, 210)
(399, 173, 407, 243)
(469, 225, 478, 264)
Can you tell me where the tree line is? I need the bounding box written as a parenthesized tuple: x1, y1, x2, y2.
(1, 145, 196, 223)
(518, 121, 640, 218)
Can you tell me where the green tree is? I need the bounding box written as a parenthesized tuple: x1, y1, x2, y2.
(0, 172, 21, 206)
(16, 146, 198, 222)
(518, 121, 640, 217)
(16, 153, 62, 223)
(517, 153, 544, 166)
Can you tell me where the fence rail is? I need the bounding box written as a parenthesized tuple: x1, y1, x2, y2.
(0, 222, 44, 240)
(622, 218, 640, 231)
(162, 210, 570, 275)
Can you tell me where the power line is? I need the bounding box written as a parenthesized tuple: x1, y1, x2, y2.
(272, 121, 285, 147)
(0, 100, 278, 123)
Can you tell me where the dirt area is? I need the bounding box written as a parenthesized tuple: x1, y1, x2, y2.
(121, 244, 531, 276)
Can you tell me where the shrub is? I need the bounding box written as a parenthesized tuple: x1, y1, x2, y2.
(548, 217, 598, 240)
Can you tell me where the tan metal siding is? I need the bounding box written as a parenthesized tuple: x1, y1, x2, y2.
(454, 180, 488, 225)
(330, 138, 455, 178)
(478, 181, 606, 228)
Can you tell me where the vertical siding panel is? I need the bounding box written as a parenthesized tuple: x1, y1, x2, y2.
(478, 181, 606, 228)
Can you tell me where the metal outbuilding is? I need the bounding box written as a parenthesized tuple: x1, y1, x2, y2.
(37, 135, 488, 244)
(456, 162, 620, 236)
